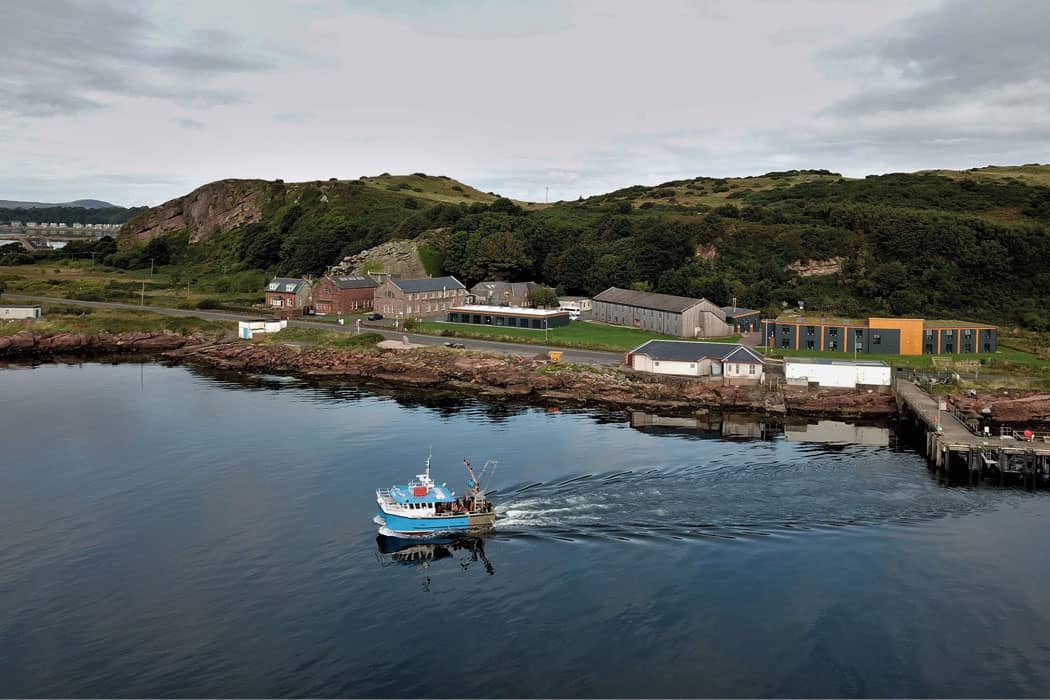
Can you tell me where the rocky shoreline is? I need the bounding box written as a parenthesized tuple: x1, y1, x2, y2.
(0, 330, 213, 357)
(4, 331, 1049, 424)
(164, 339, 898, 418)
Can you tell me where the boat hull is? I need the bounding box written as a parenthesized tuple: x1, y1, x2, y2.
(377, 506, 496, 534)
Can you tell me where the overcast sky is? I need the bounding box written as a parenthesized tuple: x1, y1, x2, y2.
(2, 0, 1048, 206)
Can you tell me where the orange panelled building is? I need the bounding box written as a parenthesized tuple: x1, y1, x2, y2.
(764, 314, 997, 356)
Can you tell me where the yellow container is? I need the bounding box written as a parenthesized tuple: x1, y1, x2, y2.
(548, 351, 563, 363)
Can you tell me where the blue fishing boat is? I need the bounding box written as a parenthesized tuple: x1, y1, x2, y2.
(376, 455, 497, 534)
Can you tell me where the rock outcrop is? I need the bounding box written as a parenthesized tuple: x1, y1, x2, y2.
(787, 257, 843, 277)
(332, 239, 428, 278)
(120, 179, 268, 244)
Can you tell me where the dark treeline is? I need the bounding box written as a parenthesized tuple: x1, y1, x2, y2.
(0, 206, 146, 226)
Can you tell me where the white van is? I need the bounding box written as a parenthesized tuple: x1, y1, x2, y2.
(559, 304, 581, 320)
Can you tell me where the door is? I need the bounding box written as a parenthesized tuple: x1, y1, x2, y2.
(711, 361, 722, 376)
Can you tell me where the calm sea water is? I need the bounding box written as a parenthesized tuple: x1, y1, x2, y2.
(2, 362, 1050, 698)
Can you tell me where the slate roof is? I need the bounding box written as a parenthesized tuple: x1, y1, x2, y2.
(470, 281, 537, 299)
(390, 276, 465, 293)
(720, 305, 759, 317)
(326, 275, 378, 290)
(629, 340, 765, 364)
(594, 287, 706, 313)
(266, 277, 310, 293)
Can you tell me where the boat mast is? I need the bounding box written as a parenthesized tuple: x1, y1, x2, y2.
(464, 458, 480, 497)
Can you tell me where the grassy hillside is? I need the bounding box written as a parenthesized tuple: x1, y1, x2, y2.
(6, 166, 1049, 332)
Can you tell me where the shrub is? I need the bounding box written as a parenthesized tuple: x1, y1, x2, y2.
(403, 198, 419, 209)
(639, 202, 654, 209)
(196, 298, 222, 309)
(451, 185, 463, 192)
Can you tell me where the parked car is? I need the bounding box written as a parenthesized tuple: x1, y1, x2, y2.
(366, 312, 383, 321)
(443, 341, 466, 349)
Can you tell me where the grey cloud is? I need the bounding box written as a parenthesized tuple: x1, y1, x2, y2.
(0, 1, 274, 117)
(825, 0, 1050, 115)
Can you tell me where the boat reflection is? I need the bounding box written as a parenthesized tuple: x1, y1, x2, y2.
(375, 533, 495, 576)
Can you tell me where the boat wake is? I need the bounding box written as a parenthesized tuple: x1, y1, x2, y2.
(488, 454, 1012, 543)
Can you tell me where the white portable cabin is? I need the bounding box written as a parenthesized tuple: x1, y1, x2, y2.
(1, 306, 42, 320)
(238, 319, 288, 339)
(784, 357, 891, 388)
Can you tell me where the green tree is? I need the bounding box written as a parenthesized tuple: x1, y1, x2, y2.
(142, 236, 171, 267)
(471, 231, 531, 281)
(527, 285, 558, 308)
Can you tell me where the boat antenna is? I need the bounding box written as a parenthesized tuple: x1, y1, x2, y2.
(426, 446, 432, 480)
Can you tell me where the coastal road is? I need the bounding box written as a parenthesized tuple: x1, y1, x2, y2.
(5, 294, 625, 366)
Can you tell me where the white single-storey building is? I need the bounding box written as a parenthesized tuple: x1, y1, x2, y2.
(1, 306, 42, 320)
(784, 357, 891, 388)
(626, 340, 765, 380)
(238, 319, 288, 339)
(557, 296, 593, 312)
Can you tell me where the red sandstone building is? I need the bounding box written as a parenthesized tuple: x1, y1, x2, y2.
(313, 275, 379, 315)
(264, 277, 313, 314)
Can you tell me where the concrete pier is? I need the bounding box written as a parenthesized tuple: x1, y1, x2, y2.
(896, 379, 1050, 485)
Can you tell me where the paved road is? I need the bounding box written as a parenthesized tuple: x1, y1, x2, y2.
(6, 294, 625, 366)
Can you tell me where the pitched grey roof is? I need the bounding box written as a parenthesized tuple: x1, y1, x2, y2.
(390, 276, 465, 293)
(326, 275, 378, 289)
(720, 305, 759, 317)
(470, 280, 537, 299)
(594, 287, 704, 314)
(629, 340, 765, 363)
(266, 277, 311, 293)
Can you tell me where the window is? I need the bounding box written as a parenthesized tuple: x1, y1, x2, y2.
(807, 340, 815, 349)
(782, 327, 791, 335)
(873, 333, 881, 345)
(946, 329, 953, 336)
(926, 344, 934, 353)
(807, 327, 815, 336)
(689, 363, 696, 368)
(855, 329, 863, 337)
(945, 343, 954, 352)
(749, 364, 756, 375)
(984, 343, 990, 352)
(964, 344, 972, 352)
(781, 339, 789, 348)
(964, 329, 972, 337)
(829, 340, 838, 350)
(829, 328, 838, 336)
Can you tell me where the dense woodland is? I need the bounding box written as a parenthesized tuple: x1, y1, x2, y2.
(5, 169, 1050, 330)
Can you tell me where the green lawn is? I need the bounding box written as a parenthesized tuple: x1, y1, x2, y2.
(413, 320, 739, 352)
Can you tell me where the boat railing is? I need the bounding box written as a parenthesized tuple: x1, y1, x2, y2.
(376, 488, 395, 505)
